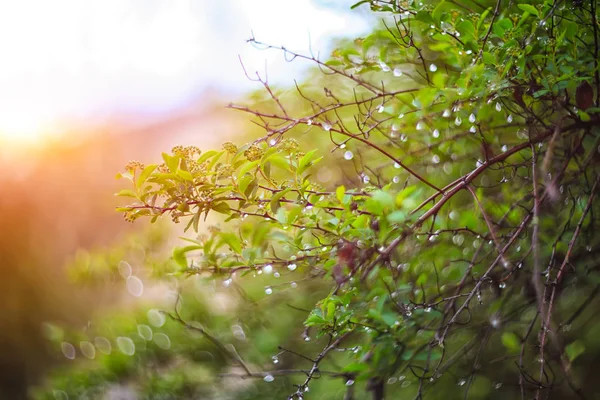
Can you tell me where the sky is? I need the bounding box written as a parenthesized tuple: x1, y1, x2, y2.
(0, 0, 370, 141)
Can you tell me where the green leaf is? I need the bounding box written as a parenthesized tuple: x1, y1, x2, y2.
(136, 164, 157, 189)
(564, 21, 578, 41)
(415, 10, 434, 25)
(432, 0, 446, 24)
(565, 340, 585, 362)
(211, 202, 231, 215)
(482, 52, 496, 65)
(387, 210, 406, 224)
(477, 7, 492, 31)
(162, 152, 180, 172)
(298, 149, 322, 175)
(238, 175, 254, 196)
(578, 110, 591, 122)
(237, 160, 258, 181)
(197, 150, 219, 164)
(342, 363, 369, 373)
(501, 332, 520, 353)
(177, 169, 194, 181)
(456, 20, 475, 38)
(270, 188, 291, 214)
(336, 185, 346, 204)
(493, 18, 513, 36)
(518, 4, 539, 17)
(115, 189, 138, 198)
(219, 233, 242, 254)
(350, 0, 370, 9)
(172, 245, 201, 268)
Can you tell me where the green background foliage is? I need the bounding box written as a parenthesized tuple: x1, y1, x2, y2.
(37, 0, 600, 399)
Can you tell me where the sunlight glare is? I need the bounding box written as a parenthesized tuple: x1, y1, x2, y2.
(0, 0, 368, 144)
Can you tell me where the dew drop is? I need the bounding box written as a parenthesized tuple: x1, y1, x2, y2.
(388, 377, 398, 384)
(443, 109, 451, 118)
(393, 68, 403, 77)
(455, 116, 462, 126)
(432, 155, 440, 164)
(223, 278, 232, 287)
(432, 129, 440, 138)
(116, 337, 135, 356)
(400, 134, 408, 142)
(61, 342, 76, 360)
(495, 102, 502, 112)
(362, 174, 370, 184)
(138, 324, 153, 341)
(265, 286, 273, 295)
(394, 162, 401, 169)
(232, 324, 246, 340)
(501, 145, 508, 152)
(495, 382, 503, 389)
(263, 264, 273, 274)
(429, 63, 438, 72)
(416, 121, 424, 130)
(94, 337, 111, 355)
(272, 355, 279, 364)
(507, 114, 513, 123)
(290, 282, 298, 288)
(264, 374, 275, 383)
(322, 122, 332, 131)
(378, 105, 385, 113)
(469, 113, 476, 123)
(304, 336, 311, 342)
(344, 151, 354, 160)
(393, 176, 400, 183)
(469, 125, 477, 133)
(126, 276, 144, 297)
(118, 261, 132, 279)
(490, 317, 501, 328)
(53, 390, 69, 400)
(453, 234, 465, 246)
(147, 309, 166, 327)
(288, 263, 297, 271)
(346, 379, 355, 386)
(153, 333, 171, 350)
(499, 282, 506, 289)
(80, 341, 96, 359)
(458, 379, 466, 386)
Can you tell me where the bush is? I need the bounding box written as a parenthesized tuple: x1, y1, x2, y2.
(117, 1, 600, 399)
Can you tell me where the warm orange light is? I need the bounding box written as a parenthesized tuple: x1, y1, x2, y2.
(0, 111, 58, 145)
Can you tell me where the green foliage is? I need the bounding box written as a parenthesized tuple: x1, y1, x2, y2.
(115, 0, 600, 398)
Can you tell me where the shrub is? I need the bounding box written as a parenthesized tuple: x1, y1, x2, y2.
(118, 1, 600, 398)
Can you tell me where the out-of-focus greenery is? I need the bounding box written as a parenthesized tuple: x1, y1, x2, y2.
(38, 0, 600, 399)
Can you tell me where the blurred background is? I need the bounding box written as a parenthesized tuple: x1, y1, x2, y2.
(0, 1, 371, 398)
